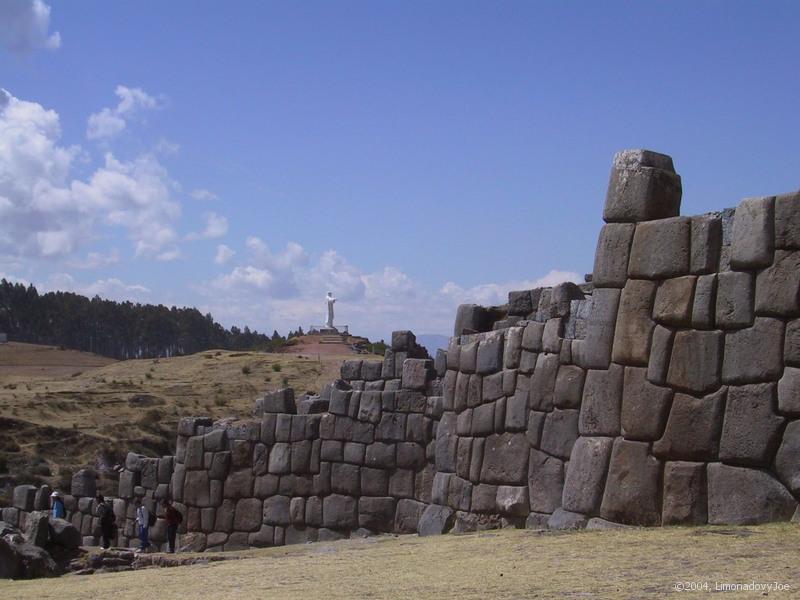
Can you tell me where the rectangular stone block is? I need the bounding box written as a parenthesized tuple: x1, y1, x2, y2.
(628, 217, 691, 279)
(600, 439, 661, 526)
(754, 249, 800, 317)
(612, 279, 657, 366)
(730, 196, 775, 270)
(653, 276, 696, 328)
(666, 330, 723, 394)
(561, 436, 614, 515)
(593, 222, 636, 287)
(690, 214, 722, 274)
(573, 288, 621, 370)
(603, 150, 682, 223)
(662, 461, 707, 525)
(722, 317, 784, 384)
(621, 366, 672, 441)
(775, 191, 800, 249)
(691, 274, 716, 330)
(579, 364, 623, 436)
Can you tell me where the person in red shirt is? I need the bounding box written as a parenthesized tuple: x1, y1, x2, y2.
(162, 499, 183, 553)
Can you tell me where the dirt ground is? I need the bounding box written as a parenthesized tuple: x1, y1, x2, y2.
(2, 524, 799, 599)
(0, 342, 380, 499)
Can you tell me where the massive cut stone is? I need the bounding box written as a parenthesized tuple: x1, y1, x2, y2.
(778, 367, 800, 415)
(529, 353, 559, 411)
(662, 461, 707, 525)
(503, 327, 523, 369)
(720, 383, 784, 466)
(542, 318, 562, 354)
(223, 469, 253, 499)
(593, 223, 636, 287)
(522, 322, 544, 352)
(256, 388, 296, 414)
(13, 485, 36, 512)
(690, 214, 722, 274)
(579, 365, 623, 436)
(322, 494, 357, 529)
(183, 471, 211, 507)
(787, 320, 800, 367)
(358, 497, 396, 532)
(691, 274, 716, 330)
(611, 279, 657, 366)
(71, 468, 96, 498)
(755, 249, 800, 317)
(505, 389, 528, 432)
(775, 420, 800, 495)
(402, 359, 431, 391)
(722, 317, 784, 384)
(715, 271, 753, 329)
(394, 499, 426, 533)
(528, 449, 564, 514)
(49, 518, 81, 549)
(666, 330, 723, 394)
(435, 412, 457, 473)
(628, 217, 691, 279)
(600, 439, 661, 526)
(417, 504, 455, 536)
(603, 149, 682, 223)
(540, 409, 580, 460)
(707, 463, 796, 524)
(730, 196, 775, 270)
(547, 508, 588, 530)
(392, 330, 416, 351)
(508, 290, 534, 316)
(775, 191, 800, 249)
(477, 332, 504, 374)
(646, 325, 673, 386)
(561, 436, 614, 515)
(454, 304, 492, 336)
(495, 485, 529, 517)
(621, 366, 672, 441)
(553, 365, 585, 409)
(653, 389, 725, 461)
(573, 289, 620, 370)
(233, 498, 263, 532)
(480, 433, 529, 484)
(653, 276, 696, 327)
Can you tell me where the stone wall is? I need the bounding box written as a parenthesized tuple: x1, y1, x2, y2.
(4, 148, 799, 550)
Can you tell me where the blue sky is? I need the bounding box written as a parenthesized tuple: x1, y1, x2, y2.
(1, 1, 798, 341)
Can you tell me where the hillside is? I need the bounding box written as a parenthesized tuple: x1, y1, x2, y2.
(0, 342, 381, 502)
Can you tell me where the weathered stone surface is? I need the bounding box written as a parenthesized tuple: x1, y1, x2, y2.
(262, 496, 291, 526)
(541, 318, 562, 354)
(603, 149, 681, 223)
(503, 327, 523, 369)
(662, 461, 707, 525)
(653, 276, 696, 327)
(707, 463, 796, 524)
(70, 469, 96, 498)
(775, 191, 800, 249)
(553, 365, 585, 409)
(691, 274, 717, 329)
(612, 279, 657, 365)
(476, 332, 504, 375)
(715, 271, 753, 329)
(787, 320, 800, 367)
(233, 498, 262, 532)
(579, 365, 623, 436)
(402, 359, 431, 391)
(49, 518, 81, 549)
(775, 420, 800, 495)
(540, 409, 579, 460)
(435, 412, 457, 473)
(690, 214, 722, 274)
(720, 383, 784, 466)
(778, 367, 800, 415)
(256, 388, 296, 415)
(646, 325, 673, 385)
(13, 485, 36, 512)
(268, 443, 291, 475)
(722, 317, 784, 384)
(528, 449, 564, 514)
(358, 497, 396, 532)
(392, 330, 417, 351)
(248, 525, 275, 547)
(730, 196, 775, 270)
(666, 330, 723, 394)
(621, 366, 672, 441)
(223, 469, 253, 499)
(600, 439, 661, 526)
(508, 290, 534, 316)
(331, 463, 361, 496)
(480, 433, 529, 484)
(495, 485, 528, 517)
(529, 353, 559, 411)
(573, 289, 620, 370)
(561, 436, 614, 515)
(653, 389, 725, 461)
(628, 217, 691, 279)
(755, 249, 800, 317)
(183, 471, 211, 507)
(505, 389, 528, 432)
(593, 222, 636, 287)
(522, 322, 544, 352)
(417, 504, 455, 536)
(393, 499, 427, 533)
(454, 304, 492, 336)
(547, 508, 588, 530)
(447, 476, 473, 512)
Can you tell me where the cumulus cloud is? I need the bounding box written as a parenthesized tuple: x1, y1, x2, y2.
(214, 244, 235, 265)
(0, 0, 60, 54)
(86, 85, 160, 141)
(0, 88, 182, 262)
(45, 273, 150, 302)
(190, 188, 217, 201)
(186, 212, 228, 240)
(439, 269, 583, 307)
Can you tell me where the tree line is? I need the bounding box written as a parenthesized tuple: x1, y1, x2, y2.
(0, 279, 287, 359)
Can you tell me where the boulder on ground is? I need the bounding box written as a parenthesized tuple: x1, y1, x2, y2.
(417, 505, 455, 536)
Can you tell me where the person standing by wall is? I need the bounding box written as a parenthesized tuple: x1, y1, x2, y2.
(134, 498, 150, 553)
(50, 491, 66, 519)
(162, 499, 183, 553)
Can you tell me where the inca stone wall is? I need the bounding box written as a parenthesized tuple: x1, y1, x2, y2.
(4, 148, 800, 550)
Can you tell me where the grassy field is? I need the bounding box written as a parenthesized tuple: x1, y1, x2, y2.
(1, 524, 798, 598)
(0, 342, 380, 500)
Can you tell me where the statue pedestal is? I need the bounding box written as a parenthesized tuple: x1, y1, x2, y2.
(318, 327, 340, 335)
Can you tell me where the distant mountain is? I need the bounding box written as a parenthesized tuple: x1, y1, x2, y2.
(416, 334, 450, 355)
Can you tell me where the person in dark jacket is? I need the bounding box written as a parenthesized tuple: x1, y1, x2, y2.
(96, 493, 116, 549)
(162, 499, 183, 553)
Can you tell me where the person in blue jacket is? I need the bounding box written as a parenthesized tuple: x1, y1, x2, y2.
(50, 490, 66, 519)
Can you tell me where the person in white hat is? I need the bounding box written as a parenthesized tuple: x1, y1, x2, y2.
(50, 491, 66, 519)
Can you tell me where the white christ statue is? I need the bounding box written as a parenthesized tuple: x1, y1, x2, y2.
(325, 291, 336, 328)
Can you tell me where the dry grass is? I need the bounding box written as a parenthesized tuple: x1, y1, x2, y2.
(2, 524, 799, 599)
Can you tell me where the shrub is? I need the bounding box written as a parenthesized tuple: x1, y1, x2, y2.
(214, 397, 227, 407)
(145, 372, 153, 380)
(271, 363, 282, 372)
(241, 365, 251, 375)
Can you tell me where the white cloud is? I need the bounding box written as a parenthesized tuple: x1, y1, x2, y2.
(86, 85, 160, 141)
(155, 138, 180, 156)
(214, 244, 235, 265)
(439, 269, 582, 307)
(186, 212, 228, 240)
(0, 88, 182, 262)
(190, 188, 217, 201)
(69, 250, 121, 270)
(0, 0, 60, 54)
(45, 272, 150, 302)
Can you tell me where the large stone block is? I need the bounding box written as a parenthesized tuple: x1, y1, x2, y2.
(480, 433, 529, 485)
(621, 366, 672, 441)
(715, 271, 753, 329)
(322, 494, 357, 529)
(183, 471, 210, 507)
(653, 276, 696, 328)
(603, 149, 682, 223)
(653, 389, 725, 461)
(477, 331, 504, 374)
(70, 468, 96, 498)
(505, 389, 529, 432)
(593, 222, 636, 287)
(13, 485, 36, 511)
(600, 439, 661, 526)
(358, 497, 396, 532)
(690, 214, 722, 274)
(268, 443, 291, 474)
(417, 504, 455, 536)
(539, 409, 579, 460)
(495, 485, 529, 517)
(402, 359, 431, 391)
(223, 469, 253, 499)
(775, 191, 800, 249)
(579, 365, 623, 436)
(528, 449, 564, 514)
(720, 383, 784, 466)
(394, 499, 426, 533)
(256, 388, 296, 414)
(529, 352, 559, 411)
(755, 249, 800, 317)
(508, 290, 534, 316)
(262, 495, 291, 526)
(778, 367, 800, 415)
(454, 304, 492, 336)
(612, 279, 657, 365)
(628, 217, 691, 279)
(662, 461, 707, 525)
(234, 498, 263, 532)
(522, 322, 544, 352)
(707, 463, 796, 524)
(722, 317, 784, 384)
(503, 327, 523, 369)
(572, 289, 621, 370)
(691, 274, 717, 330)
(561, 436, 614, 515)
(730, 196, 775, 270)
(646, 325, 674, 385)
(775, 420, 800, 495)
(547, 508, 588, 530)
(666, 330, 723, 394)
(553, 365, 585, 409)
(787, 319, 800, 367)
